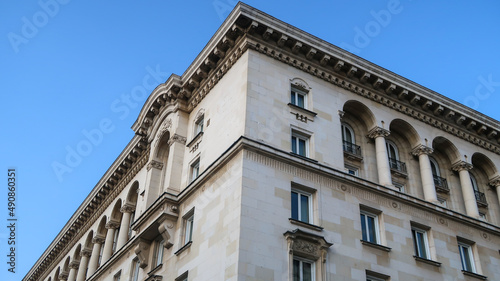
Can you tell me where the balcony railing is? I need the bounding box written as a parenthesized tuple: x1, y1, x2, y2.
(474, 190, 487, 207)
(388, 157, 407, 174)
(433, 175, 449, 193)
(343, 141, 361, 156)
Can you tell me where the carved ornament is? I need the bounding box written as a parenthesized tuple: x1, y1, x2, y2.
(451, 161, 473, 172)
(488, 175, 500, 187)
(168, 134, 187, 146)
(120, 202, 136, 213)
(68, 260, 80, 269)
(81, 248, 92, 257)
(91, 235, 106, 244)
(284, 229, 332, 263)
(134, 239, 151, 269)
(411, 144, 434, 156)
(147, 160, 164, 171)
(367, 127, 390, 139)
(105, 220, 120, 229)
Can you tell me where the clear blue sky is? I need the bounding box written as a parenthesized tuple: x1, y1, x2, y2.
(1, 0, 500, 279)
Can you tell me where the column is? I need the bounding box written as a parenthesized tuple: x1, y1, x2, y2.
(452, 161, 479, 218)
(368, 127, 393, 187)
(67, 261, 79, 281)
(75, 248, 92, 281)
(87, 235, 105, 276)
(412, 145, 438, 203)
(101, 220, 120, 263)
(489, 176, 500, 217)
(116, 203, 135, 250)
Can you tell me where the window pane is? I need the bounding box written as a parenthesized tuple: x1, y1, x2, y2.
(367, 216, 376, 242)
(416, 232, 427, 258)
(300, 194, 309, 223)
(291, 192, 298, 220)
(297, 94, 305, 108)
(360, 214, 367, 241)
(292, 137, 297, 154)
(298, 139, 306, 156)
(291, 92, 296, 105)
(293, 259, 300, 281)
(302, 261, 312, 281)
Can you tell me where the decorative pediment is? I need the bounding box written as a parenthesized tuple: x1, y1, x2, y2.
(283, 229, 332, 263)
(290, 77, 311, 91)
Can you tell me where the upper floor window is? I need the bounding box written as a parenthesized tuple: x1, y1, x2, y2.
(195, 117, 204, 135)
(458, 241, 476, 273)
(291, 131, 309, 157)
(131, 258, 140, 281)
(293, 257, 315, 281)
(360, 210, 380, 244)
(470, 174, 479, 192)
(386, 140, 399, 161)
(412, 226, 430, 260)
(152, 236, 165, 267)
(190, 158, 200, 182)
(113, 271, 121, 281)
(291, 189, 312, 224)
(112, 226, 120, 253)
(341, 123, 355, 144)
(429, 157, 440, 177)
(291, 86, 307, 109)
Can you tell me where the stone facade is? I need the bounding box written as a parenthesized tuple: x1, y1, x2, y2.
(25, 3, 500, 281)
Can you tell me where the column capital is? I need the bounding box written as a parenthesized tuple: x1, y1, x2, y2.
(168, 133, 187, 146)
(120, 202, 136, 213)
(147, 160, 164, 171)
(105, 220, 120, 229)
(367, 126, 390, 139)
(81, 248, 92, 257)
(411, 144, 434, 156)
(69, 260, 80, 269)
(451, 161, 473, 172)
(59, 271, 69, 281)
(92, 235, 106, 244)
(488, 175, 500, 187)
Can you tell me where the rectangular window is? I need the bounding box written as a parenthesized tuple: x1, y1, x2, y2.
(360, 211, 379, 244)
(291, 86, 307, 108)
(190, 159, 200, 182)
(412, 227, 429, 259)
(293, 258, 314, 281)
(183, 211, 195, 245)
(291, 189, 312, 224)
(366, 270, 389, 281)
(291, 132, 309, 157)
(131, 258, 140, 281)
(458, 241, 476, 273)
(345, 165, 359, 176)
(152, 236, 164, 267)
(195, 117, 204, 135)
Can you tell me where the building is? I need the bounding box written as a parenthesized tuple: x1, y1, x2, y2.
(24, 3, 500, 281)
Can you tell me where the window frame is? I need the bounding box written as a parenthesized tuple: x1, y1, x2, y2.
(411, 227, 430, 260)
(183, 208, 195, 245)
(291, 131, 310, 157)
(291, 86, 308, 109)
(292, 256, 315, 281)
(470, 173, 479, 192)
(113, 270, 121, 281)
(152, 236, 165, 268)
(130, 258, 140, 281)
(190, 158, 200, 182)
(341, 123, 356, 144)
(344, 165, 359, 176)
(112, 226, 120, 253)
(429, 157, 440, 177)
(360, 210, 380, 244)
(386, 140, 399, 161)
(194, 116, 204, 135)
(458, 241, 476, 273)
(291, 189, 313, 224)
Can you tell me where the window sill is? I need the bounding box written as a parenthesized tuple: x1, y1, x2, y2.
(360, 240, 391, 252)
(174, 241, 192, 256)
(413, 256, 441, 267)
(462, 270, 487, 280)
(145, 274, 163, 281)
(288, 103, 317, 123)
(390, 168, 408, 179)
(147, 263, 163, 275)
(289, 152, 318, 163)
(186, 132, 203, 151)
(289, 218, 323, 232)
(343, 151, 363, 162)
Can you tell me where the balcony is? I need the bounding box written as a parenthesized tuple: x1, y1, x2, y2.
(343, 141, 362, 161)
(474, 190, 487, 207)
(433, 175, 449, 193)
(389, 157, 407, 178)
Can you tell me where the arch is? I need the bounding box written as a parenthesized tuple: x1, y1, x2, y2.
(72, 244, 82, 262)
(62, 256, 70, 274)
(84, 231, 94, 250)
(432, 137, 461, 164)
(126, 181, 139, 205)
(342, 100, 376, 130)
(54, 267, 60, 281)
(47, 277, 51, 281)
(290, 77, 311, 91)
(96, 216, 107, 237)
(429, 156, 441, 177)
(471, 152, 499, 180)
(154, 130, 171, 162)
(110, 199, 123, 222)
(389, 119, 421, 149)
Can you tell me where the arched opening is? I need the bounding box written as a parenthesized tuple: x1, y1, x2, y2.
(96, 216, 107, 267)
(110, 200, 123, 254)
(125, 181, 140, 239)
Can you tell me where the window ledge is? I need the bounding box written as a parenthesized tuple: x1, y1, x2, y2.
(288, 103, 317, 123)
(289, 152, 318, 163)
(147, 264, 163, 275)
(390, 168, 408, 178)
(413, 256, 441, 267)
(174, 241, 192, 256)
(145, 274, 163, 281)
(289, 218, 323, 232)
(462, 270, 487, 280)
(343, 151, 363, 162)
(186, 132, 203, 148)
(361, 240, 391, 252)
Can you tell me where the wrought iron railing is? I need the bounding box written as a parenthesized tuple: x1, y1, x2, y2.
(474, 190, 487, 206)
(388, 157, 407, 173)
(343, 141, 361, 156)
(433, 175, 449, 192)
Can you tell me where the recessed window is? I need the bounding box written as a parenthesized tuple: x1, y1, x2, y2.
(360, 210, 379, 244)
(344, 165, 359, 176)
(293, 257, 315, 281)
(195, 116, 204, 135)
(131, 258, 140, 281)
(113, 271, 121, 281)
(112, 226, 120, 253)
(291, 86, 307, 108)
(128, 211, 135, 239)
(366, 275, 387, 281)
(291, 189, 312, 224)
(183, 211, 194, 245)
(190, 159, 200, 182)
(412, 227, 430, 259)
(152, 236, 165, 267)
(291, 132, 309, 157)
(458, 241, 476, 273)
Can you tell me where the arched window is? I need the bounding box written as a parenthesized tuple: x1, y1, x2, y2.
(386, 140, 399, 161)
(429, 157, 448, 192)
(341, 123, 355, 144)
(470, 174, 479, 192)
(429, 157, 440, 177)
